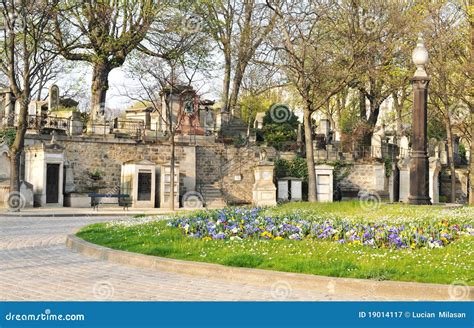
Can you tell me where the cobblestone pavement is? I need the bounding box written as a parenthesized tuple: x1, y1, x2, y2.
(0, 215, 369, 301)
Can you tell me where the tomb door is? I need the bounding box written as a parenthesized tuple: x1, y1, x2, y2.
(137, 171, 152, 201)
(46, 164, 60, 203)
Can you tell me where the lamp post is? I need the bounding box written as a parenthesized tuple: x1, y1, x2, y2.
(408, 34, 431, 205)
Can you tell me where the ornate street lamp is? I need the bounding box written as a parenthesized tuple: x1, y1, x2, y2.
(408, 34, 431, 205)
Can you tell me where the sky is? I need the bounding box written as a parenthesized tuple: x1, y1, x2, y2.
(55, 56, 223, 113)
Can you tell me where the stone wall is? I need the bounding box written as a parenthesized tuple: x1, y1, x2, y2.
(338, 163, 388, 194)
(196, 144, 274, 204)
(440, 168, 469, 203)
(22, 135, 272, 206)
(25, 135, 196, 198)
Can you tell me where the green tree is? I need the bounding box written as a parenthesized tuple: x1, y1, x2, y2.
(261, 106, 299, 150)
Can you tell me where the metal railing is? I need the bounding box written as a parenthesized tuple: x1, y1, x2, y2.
(14, 114, 70, 133)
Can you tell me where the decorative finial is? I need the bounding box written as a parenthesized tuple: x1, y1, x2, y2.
(412, 33, 429, 78)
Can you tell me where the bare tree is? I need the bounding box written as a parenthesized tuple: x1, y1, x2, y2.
(0, 0, 58, 211)
(194, 0, 276, 112)
(52, 0, 158, 125)
(427, 1, 470, 202)
(125, 11, 210, 210)
(342, 0, 417, 144)
(266, 0, 356, 202)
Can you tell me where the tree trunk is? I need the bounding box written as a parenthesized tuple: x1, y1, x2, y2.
(90, 62, 112, 124)
(169, 134, 175, 211)
(469, 104, 474, 204)
(221, 49, 232, 113)
(9, 101, 28, 212)
(469, 10, 474, 205)
(367, 100, 381, 127)
(359, 89, 367, 120)
(228, 63, 245, 110)
(446, 117, 457, 203)
(303, 106, 317, 202)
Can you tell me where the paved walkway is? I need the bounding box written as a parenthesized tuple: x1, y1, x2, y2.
(0, 215, 370, 301)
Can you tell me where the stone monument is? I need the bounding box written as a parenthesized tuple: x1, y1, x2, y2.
(252, 152, 276, 206)
(315, 164, 334, 202)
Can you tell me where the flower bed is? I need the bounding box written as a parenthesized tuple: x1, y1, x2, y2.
(170, 208, 474, 249)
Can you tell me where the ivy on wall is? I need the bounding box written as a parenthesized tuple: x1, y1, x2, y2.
(0, 129, 16, 148)
(274, 157, 308, 181)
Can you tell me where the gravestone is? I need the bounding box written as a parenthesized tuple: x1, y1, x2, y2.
(0, 142, 10, 181)
(48, 85, 60, 111)
(429, 158, 441, 204)
(371, 135, 383, 159)
(20, 181, 34, 208)
(317, 117, 331, 137)
(439, 141, 448, 165)
(399, 136, 409, 158)
(315, 165, 334, 202)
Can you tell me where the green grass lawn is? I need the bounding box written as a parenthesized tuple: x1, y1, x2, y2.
(77, 202, 474, 285)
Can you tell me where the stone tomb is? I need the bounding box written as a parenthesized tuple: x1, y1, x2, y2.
(315, 165, 334, 202)
(121, 160, 157, 208)
(25, 142, 65, 207)
(252, 163, 277, 206)
(277, 177, 303, 202)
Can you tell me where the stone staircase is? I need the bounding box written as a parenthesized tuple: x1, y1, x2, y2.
(200, 183, 226, 208)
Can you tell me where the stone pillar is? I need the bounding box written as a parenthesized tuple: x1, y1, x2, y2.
(429, 157, 441, 204)
(252, 163, 277, 206)
(398, 157, 410, 203)
(409, 36, 431, 205)
(408, 76, 431, 205)
(315, 165, 334, 202)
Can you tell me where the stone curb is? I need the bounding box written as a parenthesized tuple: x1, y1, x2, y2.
(66, 234, 473, 301)
(0, 211, 179, 218)
(0, 212, 139, 218)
